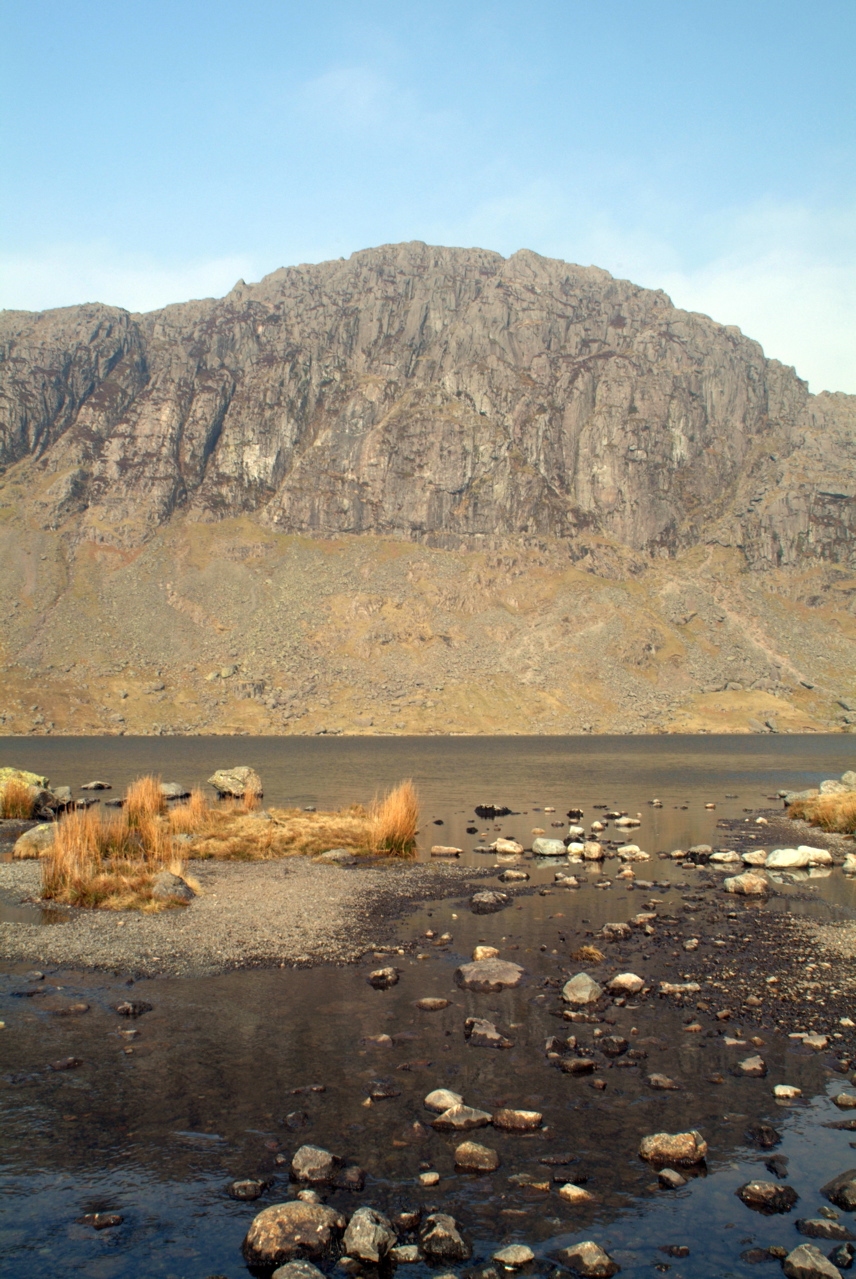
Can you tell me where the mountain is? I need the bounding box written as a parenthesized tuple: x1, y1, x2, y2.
(0, 242, 854, 737)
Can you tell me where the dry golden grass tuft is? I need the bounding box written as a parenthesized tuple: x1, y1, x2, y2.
(369, 779, 419, 856)
(571, 944, 606, 964)
(0, 777, 35, 819)
(168, 787, 209, 833)
(789, 792, 856, 835)
(126, 774, 165, 827)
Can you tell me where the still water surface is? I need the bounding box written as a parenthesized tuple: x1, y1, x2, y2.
(1, 736, 855, 1278)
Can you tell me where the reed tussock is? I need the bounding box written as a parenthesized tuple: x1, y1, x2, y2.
(126, 774, 165, 827)
(789, 792, 856, 835)
(0, 777, 35, 819)
(168, 788, 209, 833)
(369, 779, 419, 856)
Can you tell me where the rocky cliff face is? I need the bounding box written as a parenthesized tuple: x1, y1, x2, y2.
(2, 242, 854, 566)
(1, 243, 854, 737)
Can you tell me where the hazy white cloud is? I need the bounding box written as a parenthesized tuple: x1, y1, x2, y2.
(0, 244, 258, 315)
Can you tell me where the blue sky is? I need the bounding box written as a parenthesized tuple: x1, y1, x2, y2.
(2, 0, 854, 392)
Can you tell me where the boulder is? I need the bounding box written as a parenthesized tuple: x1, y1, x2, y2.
(430, 845, 462, 857)
(835, 1093, 856, 1110)
(80, 780, 111, 790)
(583, 841, 604, 860)
(821, 780, 850, 795)
(724, 871, 770, 895)
(784, 789, 820, 804)
(736, 1180, 799, 1213)
(159, 782, 190, 800)
(782, 1244, 844, 1279)
(12, 823, 56, 859)
(562, 973, 603, 1006)
(229, 1178, 268, 1200)
(558, 1183, 595, 1205)
(796, 1221, 855, 1242)
(658, 1169, 687, 1189)
(843, 770, 856, 788)
(798, 845, 833, 865)
(241, 1201, 346, 1267)
(617, 844, 650, 861)
(559, 1241, 620, 1277)
(470, 890, 509, 914)
(455, 959, 524, 991)
(419, 1213, 471, 1263)
(473, 945, 500, 960)
(207, 766, 263, 798)
(844, 855, 856, 874)
(639, 1131, 707, 1166)
(498, 867, 530, 882)
(151, 871, 195, 902)
(822, 1169, 856, 1211)
(291, 1145, 341, 1185)
(454, 1140, 499, 1172)
(532, 837, 567, 856)
(342, 1206, 397, 1263)
(430, 1104, 492, 1132)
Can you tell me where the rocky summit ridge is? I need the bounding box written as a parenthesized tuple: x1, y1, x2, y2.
(0, 242, 854, 736)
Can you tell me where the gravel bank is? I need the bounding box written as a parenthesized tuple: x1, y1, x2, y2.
(0, 857, 488, 977)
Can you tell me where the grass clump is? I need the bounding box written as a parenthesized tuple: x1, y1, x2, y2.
(369, 780, 419, 856)
(789, 792, 856, 835)
(0, 777, 35, 819)
(41, 776, 192, 911)
(571, 944, 606, 964)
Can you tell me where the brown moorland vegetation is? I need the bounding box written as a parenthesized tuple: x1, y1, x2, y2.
(0, 777, 35, 819)
(789, 792, 856, 835)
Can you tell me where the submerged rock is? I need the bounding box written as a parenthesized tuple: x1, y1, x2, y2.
(272, 1263, 327, 1279)
(454, 1140, 500, 1172)
(493, 1244, 535, 1268)
(724, 871, 770, 896)
(470, 890, 509, 914)
(464, 1017, 514, 1049)
(368, 967, 399, 989)
(430, 1104, 492, 1131)
(822, 1169, 856, 1211)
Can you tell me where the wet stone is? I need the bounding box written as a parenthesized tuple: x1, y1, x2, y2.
(559, 1240, 620, 1277)
(342, 1206, 397, 1263)
(80, 1212, 123, 1230)
(796, 1221, 855, 1242)
(737, 1181, 799, 1214)
(558, 1183, 595, 1205)
(639, 1131, 708, 1166)
(291, 1144, 341, 1185)
(390, 1244, 421, 1264)
(738, 1055, 768, 1077)
(607, 973, 644, 996)
(368, 967, 399, 989)
(115, 1000, 152, 1018)
(415, 997, 450, 1011)
(498, 868, 530, 882)
(783, 1243, 844, 1279)
(470, 890, 510, 914)
(828, 1244, 855, 1270)
(562, 973, 603, 1006)
(242, 1202, 346, 1267)
(658, 1169, 687, 1189)
(272, 1263, 327, 1279)
(745, 1123, 782, 1149)
(492, 1107, 542, 1132)
(493, 1244, 535, 1268)
(420, 1212, 472, 1263)
(424, 1089, 464, 1112)
(648, 1074, 681, 1091)
(229, 1178, 268, 1200)
(464, 1017, 514, 1049)
(454, 1140, 500, 1172)
(431, 1104, 492, 1132)
(822, 1170, 856, 1211)
(455, 959, 524, 991)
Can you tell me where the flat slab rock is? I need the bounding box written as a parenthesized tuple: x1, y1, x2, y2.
(783, 1243, 845, 1279)
(454, 1140, 500, 1172)
(492, 1107, 542, 1132)
(430, 1103, 492, 1131)
(455, 959, 524, 991)
(469, 890, 510, 914)
(737, 1180, 799, 1213)
(464, 1016, 514, 1049)
(241, 1201, 346, 1267)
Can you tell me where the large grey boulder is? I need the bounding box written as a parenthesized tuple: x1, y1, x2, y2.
(151, 871, 195, 903)
(639, 1131, 708, 1165)
(532, 837, 567, 856)
(241, 1201, 346, 1267)
(207, 766, 263, 798)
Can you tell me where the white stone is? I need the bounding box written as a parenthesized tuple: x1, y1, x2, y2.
(562, 973, 603, 1006)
